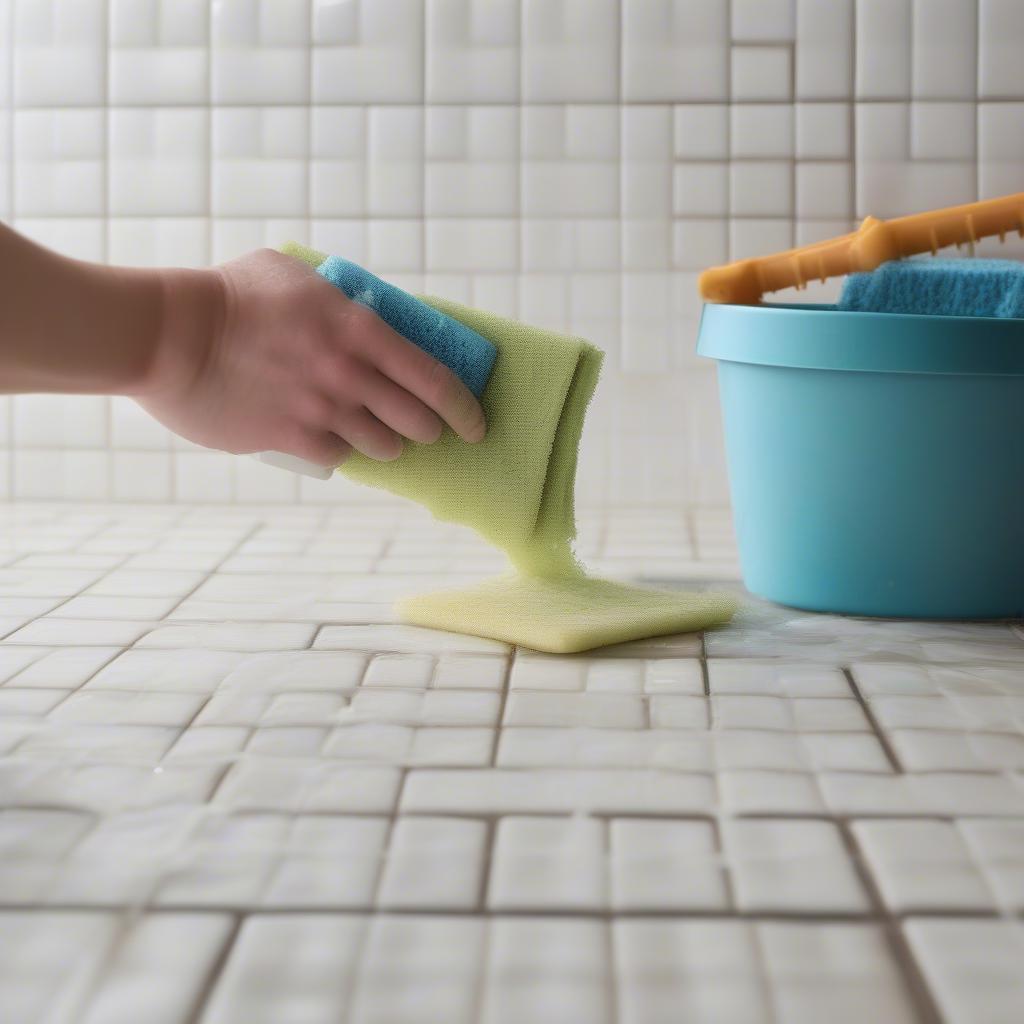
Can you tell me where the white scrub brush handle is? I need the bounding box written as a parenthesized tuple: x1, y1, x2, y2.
(252, 452, 334, 480)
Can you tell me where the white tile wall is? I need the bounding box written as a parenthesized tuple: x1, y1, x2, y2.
(2, 0, 1023, 505)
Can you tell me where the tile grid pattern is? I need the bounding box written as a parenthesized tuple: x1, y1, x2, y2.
(2, 0, 1024, 506)
(3, 505, 1024, 1021)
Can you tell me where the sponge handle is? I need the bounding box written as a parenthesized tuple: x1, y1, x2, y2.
(699, 191, 1024, 304)
(252, 451, 333, 480)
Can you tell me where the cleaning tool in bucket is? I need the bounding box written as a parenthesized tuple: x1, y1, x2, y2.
(698, 191, 1024, 305)
(839, 258, 1024, 318)
(696, 192, 1024, 618)
(279, 243, 736, 652)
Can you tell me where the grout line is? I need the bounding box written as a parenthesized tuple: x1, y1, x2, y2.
(748, 912, 783, 1024)
(602, 815, 619, 1024)
(9, 97, 1024, 110)
(699, 631, 710, 697)
(4, 0, 13, 500)
(467, 833, 494, 1023)
(474, 817, 495, 912)
(183, 914, 242, 1024)
(843, 667, 904, 774)
(306, 0, 314, 253)
(850, 0, 860, 218)
(489, 647, 516, 766)
(333, 799, 405, 1023)
(101, 0, 115, 501)
(837, 818, 945, 1024)
(418, 0, 426, 275)
(2, 900, 1016, 923)
(725, 0, 735, 260)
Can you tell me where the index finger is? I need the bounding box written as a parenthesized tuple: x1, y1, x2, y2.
(350, 308, 487, 443)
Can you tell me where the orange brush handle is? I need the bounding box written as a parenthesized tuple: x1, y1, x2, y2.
(699, 191, 1024, 305)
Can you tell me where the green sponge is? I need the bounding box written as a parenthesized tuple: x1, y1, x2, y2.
(282, 242, 736, 652)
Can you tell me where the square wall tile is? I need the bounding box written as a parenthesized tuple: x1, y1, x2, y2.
(622, 0, 729, 101)
(212, 0, 310, 103)
(213, 218, 310, 262)
(0, 110, 9, 221)
(622, 220, 670, 270)
(609, 372, 690, 502)
(13, 218, 106, 261)
(620, 275, 673, 372)
(311, 107, 367, 217)
(108, 108, 208, 216)
(672, 163, 728, 218)
(795, 103, 851, 160)
(368, 107, 424, 218)
(979, 102, 1024, 198)
(796, 162, 853, 219)
(426, 0, 519, 102)
(731, 104, 794, 159)
(730, 162, 793, 218)
(14, 395, 108, 449)
(523, 0, 618, 102)
(112, 452, 173, 501)
(517, 272, 569, 329)
(426, 106, 518, 217)
(0, 0, 10, 109)
(673, 219, 728, 271)
(521, 220, 620, 272)
(368, 219, 423, 272)
(856, 103, 976, 217)
(13, 0, 105, 106)
(910, 103, 976, 161)
(14, 449, 110, 500)
(913, 0, 977, 99)
(310, 219, 367, 263)
(175, 451, 235, 502)
(107, 218, 209, 267)
(14, 109, 104, 217)
(729, 217, 793, 260)
(980, 0, 1024, 98)
(522, 107, 619, 217)
(313, 0, 424, 103)
(795, 0, 853, 100)
(109, 0, 209, 104)
(732, 0, 794, 42)
(110, 397, 173, 449)
(673, 104, 729, 160)
(213, 108, 308, 217)
(0, 396, 11, 446)
(855, 0, 911, 99)
(622, 106, 672, 218)
(731, 45, 792, 102)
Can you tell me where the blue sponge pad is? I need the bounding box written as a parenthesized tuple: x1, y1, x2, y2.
(839, 258, 1024, 319)
(316, 254, 497, 397)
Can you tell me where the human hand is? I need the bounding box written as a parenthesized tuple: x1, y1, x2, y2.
(138, 248, 487, 467)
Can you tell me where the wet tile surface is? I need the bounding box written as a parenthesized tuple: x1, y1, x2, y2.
(1, 504, 1022, 1022)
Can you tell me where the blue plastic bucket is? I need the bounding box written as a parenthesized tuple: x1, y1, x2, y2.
(697, 302, 1024, 618)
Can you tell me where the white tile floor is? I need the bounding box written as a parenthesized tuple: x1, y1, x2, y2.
(1, 503, 1024, 1023)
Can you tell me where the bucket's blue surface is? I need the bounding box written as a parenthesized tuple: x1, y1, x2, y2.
(697, 302, 1024, 618)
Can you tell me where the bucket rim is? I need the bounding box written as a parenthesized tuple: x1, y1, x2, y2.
(696, 301, 1024, 376)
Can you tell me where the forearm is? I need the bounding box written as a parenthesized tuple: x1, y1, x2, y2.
(0, 221, 217, 396)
